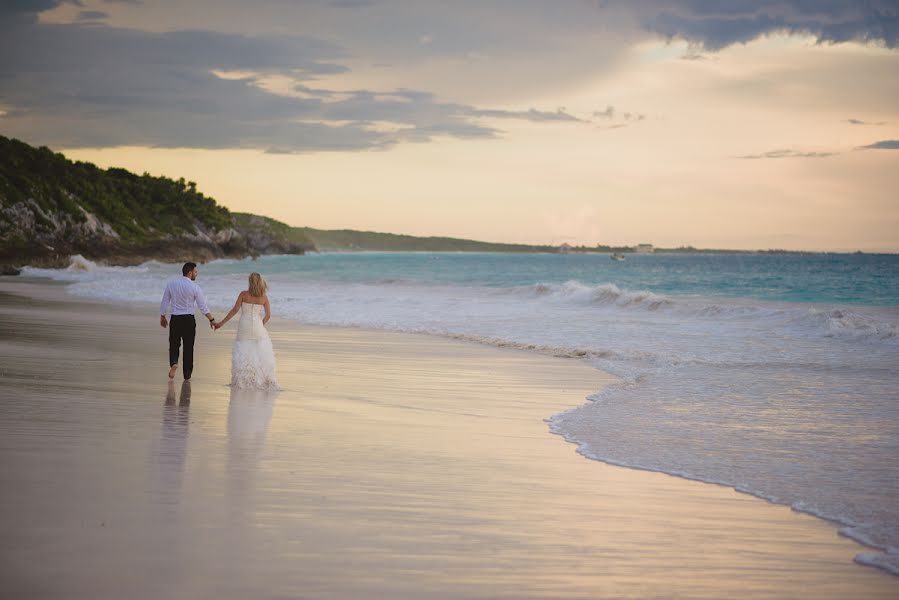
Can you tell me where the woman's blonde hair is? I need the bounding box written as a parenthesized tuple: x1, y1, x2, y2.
(248, 272, 267, 297)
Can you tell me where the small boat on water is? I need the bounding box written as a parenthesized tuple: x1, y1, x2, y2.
(611, 253, 626, 261)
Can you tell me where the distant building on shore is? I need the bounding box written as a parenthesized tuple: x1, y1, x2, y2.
(558, 243, 572, 254)
(635, 243, 654, 253)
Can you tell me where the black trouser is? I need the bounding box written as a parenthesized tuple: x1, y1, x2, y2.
(168, 314, 196, 378)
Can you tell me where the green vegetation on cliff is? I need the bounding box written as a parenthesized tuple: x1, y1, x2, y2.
(0, 136, 230, 243)
(233, 213, 315, 250)
(0, 135, 309, 266)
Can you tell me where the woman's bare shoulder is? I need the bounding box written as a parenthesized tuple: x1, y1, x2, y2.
(243, 292, 266, 305)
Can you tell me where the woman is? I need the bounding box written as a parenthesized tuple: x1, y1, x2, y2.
(214, 272, 281, 390)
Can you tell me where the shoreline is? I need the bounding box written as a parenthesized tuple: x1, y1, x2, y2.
(549, 420, 892, 567)
(0, 276, 895, 598)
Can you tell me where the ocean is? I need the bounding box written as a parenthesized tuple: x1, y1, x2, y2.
(24, 251, 899, 573)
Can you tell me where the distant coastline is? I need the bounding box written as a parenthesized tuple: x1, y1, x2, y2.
(2, 135, 888, 276)
(298, 233, 883, 255)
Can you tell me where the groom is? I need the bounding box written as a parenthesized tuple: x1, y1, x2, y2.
(160, 262, 217, 380)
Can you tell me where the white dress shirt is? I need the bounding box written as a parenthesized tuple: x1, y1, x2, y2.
(160, 276, 211, 316)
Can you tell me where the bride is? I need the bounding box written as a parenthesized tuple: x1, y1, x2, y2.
(214, 272, 281, 390)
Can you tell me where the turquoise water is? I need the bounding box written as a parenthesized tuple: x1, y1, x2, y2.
(205, 252, 899, 306)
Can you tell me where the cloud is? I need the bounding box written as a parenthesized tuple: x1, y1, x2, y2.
(471, 107, 583, 123)
(1, 1, 894, 154)
(77, 10, 109, 21)
(636, 1, 898, 51)
(592, 105, 645, 120)
(858, 140, 899, 149)
(847, 118, 888, 125)
(0, 12, 590, 153)
(735, 148, 837, 159)
(304, 87, 583, 134)
(591, 105, 645, 129)
(0, 0, 64, 23)
(0, 19, 373, 151)
(0, 0, 63, 13)
(33, 2, 896, 54)
(328, 0, 378, 8)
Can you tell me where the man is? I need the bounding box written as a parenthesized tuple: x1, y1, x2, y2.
(160, 262, 217, 380)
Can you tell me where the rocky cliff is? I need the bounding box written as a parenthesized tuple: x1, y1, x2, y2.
(0, 136, 314, 272)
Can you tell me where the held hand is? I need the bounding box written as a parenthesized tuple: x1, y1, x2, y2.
(160, 316, 168, 329)
(209, 319, 216, 330)
(213, 321, 223, 330)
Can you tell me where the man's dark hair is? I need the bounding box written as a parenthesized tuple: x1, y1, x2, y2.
(182, 262, 197, 276)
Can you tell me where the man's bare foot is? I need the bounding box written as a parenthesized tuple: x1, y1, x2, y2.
(168, 364, 177, 379)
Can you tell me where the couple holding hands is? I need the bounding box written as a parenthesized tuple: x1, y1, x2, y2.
(160, 262, 280, 390)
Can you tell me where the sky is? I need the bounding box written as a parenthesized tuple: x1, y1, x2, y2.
(1, 1, 898, 251)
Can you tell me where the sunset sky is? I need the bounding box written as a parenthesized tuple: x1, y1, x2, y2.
(2, 1, 897, 251)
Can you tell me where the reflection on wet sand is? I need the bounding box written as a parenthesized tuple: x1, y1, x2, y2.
(225, 388, 278, 550)
(227, 388, 278, 484)
(165, 379, 192, 408)
(152, 381, 192, 511)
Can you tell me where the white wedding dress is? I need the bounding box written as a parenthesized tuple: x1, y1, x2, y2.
(231, 303, 281, 390)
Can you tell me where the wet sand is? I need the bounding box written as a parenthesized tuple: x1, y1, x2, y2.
(0, 278, 895, 599)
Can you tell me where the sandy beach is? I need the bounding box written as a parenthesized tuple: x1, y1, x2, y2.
(0, 277, 895, 599)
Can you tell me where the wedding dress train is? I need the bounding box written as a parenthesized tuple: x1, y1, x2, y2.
(231, 303, 281, 390)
